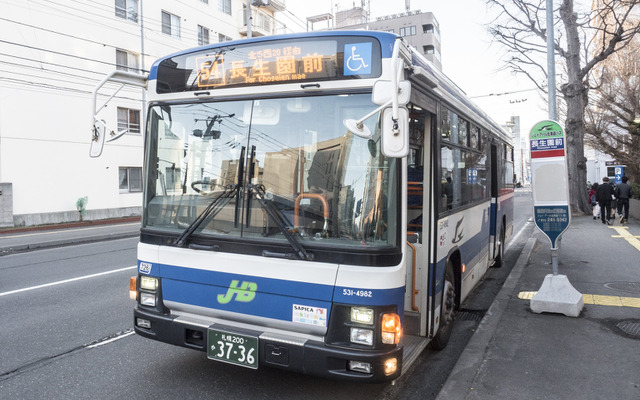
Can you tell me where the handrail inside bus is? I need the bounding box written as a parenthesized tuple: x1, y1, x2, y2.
(294, 193, 329, 235)
(406, 232, 420, 312)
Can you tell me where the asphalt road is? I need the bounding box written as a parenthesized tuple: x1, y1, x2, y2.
(0, 191, 534, 399)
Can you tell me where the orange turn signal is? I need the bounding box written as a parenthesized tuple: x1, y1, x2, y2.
(129, 276, 137, 300)
(381, 313, 401, 344)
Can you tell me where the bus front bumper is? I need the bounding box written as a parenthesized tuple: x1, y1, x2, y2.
(134, 307, 403, 382)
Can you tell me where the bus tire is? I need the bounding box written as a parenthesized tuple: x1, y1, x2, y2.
(493, 223, 505, 268)
(429, 261, 456, 350)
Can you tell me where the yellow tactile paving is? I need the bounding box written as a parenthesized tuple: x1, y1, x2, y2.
(609, 226, 640, 252)
(517, 291, 640, 308)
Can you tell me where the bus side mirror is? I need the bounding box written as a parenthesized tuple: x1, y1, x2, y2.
(90, 119, 107, 158)
(372, 80, 410, 106)
(381, 107, 409, 158)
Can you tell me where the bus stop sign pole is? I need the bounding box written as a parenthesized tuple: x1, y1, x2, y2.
(529, 120, 583, 317)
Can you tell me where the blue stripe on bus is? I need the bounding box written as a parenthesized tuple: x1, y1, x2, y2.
(432, 210, 493, 295)
(140, 261, 406, 323)
(158, 263, 335, 301)
(332, 286, 405, 307)
(162, 278, 333, 323)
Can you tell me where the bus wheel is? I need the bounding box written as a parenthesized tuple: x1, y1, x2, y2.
(429, 262, 456, 350)
(493, 224, 505, 268)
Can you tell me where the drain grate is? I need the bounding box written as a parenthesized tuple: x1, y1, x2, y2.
(617, 320, 640, 338)
(455, 309, 485, 322)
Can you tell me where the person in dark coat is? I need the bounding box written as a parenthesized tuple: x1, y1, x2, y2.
(615, 176, 634, 224)
(596, 176, 614, 225)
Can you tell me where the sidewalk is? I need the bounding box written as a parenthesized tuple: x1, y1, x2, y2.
(0, 217, 140, 254)
(438, 215, 640, 399)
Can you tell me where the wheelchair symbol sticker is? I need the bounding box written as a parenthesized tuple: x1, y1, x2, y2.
(344, 43, 372, 75)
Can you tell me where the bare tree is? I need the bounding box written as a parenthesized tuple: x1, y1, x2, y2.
(585, 38, 640, 181)
(486, 0, 640, 214)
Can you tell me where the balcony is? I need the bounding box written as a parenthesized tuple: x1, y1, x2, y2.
(251, 0, 285, 13)
(239, 8, 275, 37)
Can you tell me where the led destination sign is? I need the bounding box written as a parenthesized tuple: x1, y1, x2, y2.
(155, 37, 381, 94)
(196, 42, 333, 87)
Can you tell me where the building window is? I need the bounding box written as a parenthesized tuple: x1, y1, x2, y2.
(162, 11, 180, 38)
(399, 26, 416, 37)
(218, 0, 231, 15)
(198, 25, 210, 45)
(116, 49, 139, 72)
(423, 45, 435, 54)
(423, 24, 434, 33)
(119, 167, 142, 192)
(165, 167, 182, 192)
(115, 0, 138, 22)
(117, 107, 141, 134)
(218, 33, 232, 42)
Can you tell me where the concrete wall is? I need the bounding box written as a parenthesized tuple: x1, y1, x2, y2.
(0, 183, 13, 227)
(630, 199, 640, 221)
(13, 206, 141, 227)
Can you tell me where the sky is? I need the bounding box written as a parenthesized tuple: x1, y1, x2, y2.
(282, 0, 551, 136)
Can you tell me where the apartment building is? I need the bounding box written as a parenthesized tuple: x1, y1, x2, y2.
(334, 7, 442, 69)
(0, 0, 285, 227)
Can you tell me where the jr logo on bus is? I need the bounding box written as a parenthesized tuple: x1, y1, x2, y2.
(217, 280, 258, 304)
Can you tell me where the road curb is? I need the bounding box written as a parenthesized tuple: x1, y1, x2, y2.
(0, 231, 140, 255)
(436, 236, 538, 400)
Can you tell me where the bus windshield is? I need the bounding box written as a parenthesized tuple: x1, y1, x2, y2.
(143, 93, 399, 250)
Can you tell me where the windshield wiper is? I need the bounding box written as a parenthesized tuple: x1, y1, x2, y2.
(247, 183, 313, 261)
(175, 184, 238, 247)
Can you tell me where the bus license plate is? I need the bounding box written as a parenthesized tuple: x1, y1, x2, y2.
(207, 329, 258, 369)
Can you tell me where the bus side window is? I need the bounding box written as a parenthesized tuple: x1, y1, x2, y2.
(407, 105, 426, 233)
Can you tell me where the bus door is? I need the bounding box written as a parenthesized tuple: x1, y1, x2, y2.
(404, 97, 437, 338)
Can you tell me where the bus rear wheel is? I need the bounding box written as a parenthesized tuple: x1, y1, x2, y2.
(493, 223, 505, 268)
(429, 262, 455, 350)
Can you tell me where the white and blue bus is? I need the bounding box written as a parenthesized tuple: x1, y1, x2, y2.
(99, 31, 513, 382)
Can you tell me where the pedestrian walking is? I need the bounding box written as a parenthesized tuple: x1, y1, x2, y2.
(610, 182, 618, 220)
(589, 183, 599, 220)
(596, 177, 614, 225)
(615, 176, 633, 223)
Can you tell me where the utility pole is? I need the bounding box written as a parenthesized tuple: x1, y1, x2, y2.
(140, 0, 146, 131)
(246, 0, 252, 38)
(546, 0, 557, 120)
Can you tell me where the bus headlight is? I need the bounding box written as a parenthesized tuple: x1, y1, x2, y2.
(350, 327, 373, 346)
(350, 307, 374, 325)
(140, 276, 158, 290)
(140, 292, 156, 307)
(381, 313, 401, 344)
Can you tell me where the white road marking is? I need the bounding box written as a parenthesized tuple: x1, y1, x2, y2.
(87, 330, 136, 349)
(506, 220, 532, 250)
(0, 265, 137, 297)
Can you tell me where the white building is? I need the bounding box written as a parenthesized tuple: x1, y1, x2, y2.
(502, 116, 530, 186)
(332, 7, 442, 70)
(0, 0, 285, 227)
